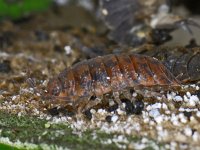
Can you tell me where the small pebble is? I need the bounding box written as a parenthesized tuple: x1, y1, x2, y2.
(48, 107, 59, 116)
(196, 111, 200, 117)
(149, 109, 160, 118)
(34, 30, 49, 41)
(45, 123, 51, 128)
(196, 91, 200, 99)
(183, 111, 192, 119)
(107, 104, 118, 112)
(64, 45, 72, 55)
(189, 95, 199, 102)
(105, 115, 112, 123)
(174, 96, 183, 102)
(184, 127, 192, 137)
(186, 92, 191, 98)
(111, 115, 118, 123)
(84, 109, 92, 120)
(134, 100, 144, 114)
(0, 60, 11, 73)
(121, 99, 135, 115)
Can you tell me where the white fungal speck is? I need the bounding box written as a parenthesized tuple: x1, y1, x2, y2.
(106, 77, 110, 80)
(64, 45, 72, 55)
(12, 96, 17, 101)
(184, 127, 192, 137)
(186, 92, 191, 98)
(102, 9, 108, 15)
(132, 92, 137, 97)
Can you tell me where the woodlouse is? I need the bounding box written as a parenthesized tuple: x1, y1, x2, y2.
(45, 53, 180, 113)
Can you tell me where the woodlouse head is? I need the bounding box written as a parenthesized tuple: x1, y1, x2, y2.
(45, 78, 74, 107)
(46, 78, 62, 97)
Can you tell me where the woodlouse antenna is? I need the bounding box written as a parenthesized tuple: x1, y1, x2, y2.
(176, 18, 200, 35)
(24, 69, 44, 97)
(26, 77, 44, 97)
(44, 95, 74, 106)
(27, 77, 74, 107)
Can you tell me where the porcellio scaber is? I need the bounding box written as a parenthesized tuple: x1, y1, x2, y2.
(45, 53, 180, 113)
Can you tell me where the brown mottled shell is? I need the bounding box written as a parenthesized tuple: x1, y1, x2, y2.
(46, 53, 180, 105)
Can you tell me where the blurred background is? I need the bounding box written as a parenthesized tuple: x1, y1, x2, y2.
(0, 1, 200, 149)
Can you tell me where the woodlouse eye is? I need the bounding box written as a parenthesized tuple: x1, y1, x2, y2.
(47, 78, 61, 96)
(51, 86, 60, 96)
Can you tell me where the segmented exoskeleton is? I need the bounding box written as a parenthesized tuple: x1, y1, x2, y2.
(45, 53, 180, 113)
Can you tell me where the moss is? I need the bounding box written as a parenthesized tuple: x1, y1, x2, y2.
(0, 111, 119, 149)
(0, 111, 162, 149)
(0, 143, 21, 150)
(0, 0, 51, 20)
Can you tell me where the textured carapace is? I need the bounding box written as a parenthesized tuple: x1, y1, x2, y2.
(46, 53, 180, 111)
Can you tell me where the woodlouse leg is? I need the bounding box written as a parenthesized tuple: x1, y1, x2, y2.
(74, 98, 90, 114)
(113, 91, 123, 109)
(75, 96, 102, 114)
(45, 96, 74, 108)
(82, 97, 102, 112)
(135, 89, 165, 100)
(123, 90, 137, 103)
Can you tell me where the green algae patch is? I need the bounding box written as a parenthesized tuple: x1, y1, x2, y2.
(0, 0, 51, 20)
(0, 111, 162, 149)
(0, 143, 21, 150)
(0, 111, 119, 149)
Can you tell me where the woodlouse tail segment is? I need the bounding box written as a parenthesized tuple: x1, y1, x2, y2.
(158, 60, 181, 87)
(143, 56, 181, 88)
